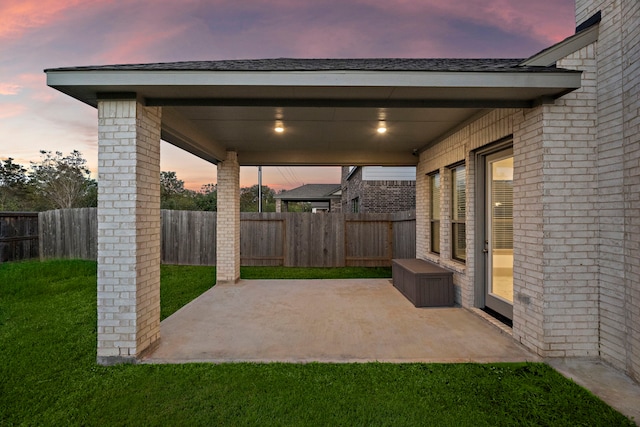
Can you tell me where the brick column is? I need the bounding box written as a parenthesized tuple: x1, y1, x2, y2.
(96, 99, 162, 365)
(216, 151, 240, 283)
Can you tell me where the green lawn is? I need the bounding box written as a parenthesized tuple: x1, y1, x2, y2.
(0, 260, 634, 426)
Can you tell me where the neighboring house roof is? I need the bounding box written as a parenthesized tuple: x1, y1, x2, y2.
(275, 184, 341, 201)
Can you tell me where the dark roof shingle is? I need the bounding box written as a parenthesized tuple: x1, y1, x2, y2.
(46, 58, 568, 73)
(274, 184, 341, 201)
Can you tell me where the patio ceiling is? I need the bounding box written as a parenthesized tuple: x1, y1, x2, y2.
(45, 59, 582, 166)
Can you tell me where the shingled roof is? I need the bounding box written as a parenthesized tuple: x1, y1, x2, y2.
(46, 58, 573, 73)
(45, 55, 583, 167)
(275, 184, 341, 201)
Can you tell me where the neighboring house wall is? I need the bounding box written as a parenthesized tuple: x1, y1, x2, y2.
(342, 167, 364, 213)
(363, 180, 416, 213)
(329, 197, 341, 212)
(416, 0, 640, 382)
(342, 166, 416, 213)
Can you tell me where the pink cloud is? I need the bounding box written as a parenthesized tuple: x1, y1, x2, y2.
(0, 103, 27, 119)
(0, 0, 90, 41)
(0, 83, 22, 95)
(377, 0, 574, 45)
(98, 23, 193, 64)
(2, 0, 575, 191)
(16, 74, 55, 102)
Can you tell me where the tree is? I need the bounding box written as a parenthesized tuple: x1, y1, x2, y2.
(240, 185, 276, 212)
(195, 183, 217, 211)
(285, 201, 313, 212)
(160, 171, 197, 210)
(29, 150, 95, 209)
(0, 158, 31, 211)
(160, 171, 185, 197)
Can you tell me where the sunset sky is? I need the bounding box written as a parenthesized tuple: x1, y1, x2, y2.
(1, 0, 576, 191)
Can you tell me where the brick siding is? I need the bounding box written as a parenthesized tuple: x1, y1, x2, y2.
(341, 167, 416, 213)
(415, 0, 640, 381)
(417, 109, 517, 308)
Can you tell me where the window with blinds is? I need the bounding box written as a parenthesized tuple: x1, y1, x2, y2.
(491, 180, 513, 249)
(430, 172, 440, 254)
(451, 164, 466, 262)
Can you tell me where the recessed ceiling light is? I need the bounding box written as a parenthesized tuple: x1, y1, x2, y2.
(274, 121, 284, 133)
(377, 122, 387, 134)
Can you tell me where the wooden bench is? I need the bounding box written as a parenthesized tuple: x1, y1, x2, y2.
(392, 259, 454, 307)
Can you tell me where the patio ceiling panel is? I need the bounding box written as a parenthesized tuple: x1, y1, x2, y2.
(180, 106, 479, 166)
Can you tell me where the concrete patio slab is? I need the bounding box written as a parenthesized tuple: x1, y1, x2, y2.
(144, 278, 538, 364)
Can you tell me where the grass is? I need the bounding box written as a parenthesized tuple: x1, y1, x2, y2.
(160, 265, 216, 320)
(0, 259, 634, 426)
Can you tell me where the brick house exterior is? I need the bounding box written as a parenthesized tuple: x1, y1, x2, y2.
(274, 183, 342, 212)
(47, 0, 639, 383)
(415, 0, 639, 381)
(341, 166, 416, 213)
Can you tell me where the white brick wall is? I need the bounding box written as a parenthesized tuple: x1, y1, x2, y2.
(622, 0, 640, 383)
(540, 43, 599, 358)
(512, 106, 545, 354)
(216, 151, 241, 283)
(417, 109, 516, 308)
(97, 99, 161, 364)
(416, 0, 640, 381)
(416, 48, 600, 359)
(585, 0, 640, 380)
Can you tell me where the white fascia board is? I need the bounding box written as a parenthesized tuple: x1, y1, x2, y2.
(521, 24, 599, 67)
(46, 69, 581, 90)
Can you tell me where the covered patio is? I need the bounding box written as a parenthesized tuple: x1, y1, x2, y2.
(45, 58, 581, 365)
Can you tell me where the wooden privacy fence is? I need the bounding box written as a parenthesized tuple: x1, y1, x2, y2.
(40, 208, 416, 267)
(0, 212, 39, 263)
(39, 208, 97, 261)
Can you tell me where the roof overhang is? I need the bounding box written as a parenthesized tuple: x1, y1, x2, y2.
(521, 24, 599, 67)
(46, 65, 582, 166)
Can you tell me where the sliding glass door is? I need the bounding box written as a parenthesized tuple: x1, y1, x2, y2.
(484, 148, 513, 320)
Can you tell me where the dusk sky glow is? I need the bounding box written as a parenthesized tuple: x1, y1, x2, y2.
(1, 0, 576, 191)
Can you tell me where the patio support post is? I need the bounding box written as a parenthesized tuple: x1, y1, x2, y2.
(216, 151, 241, 283)
(96, 98, 162, 365)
